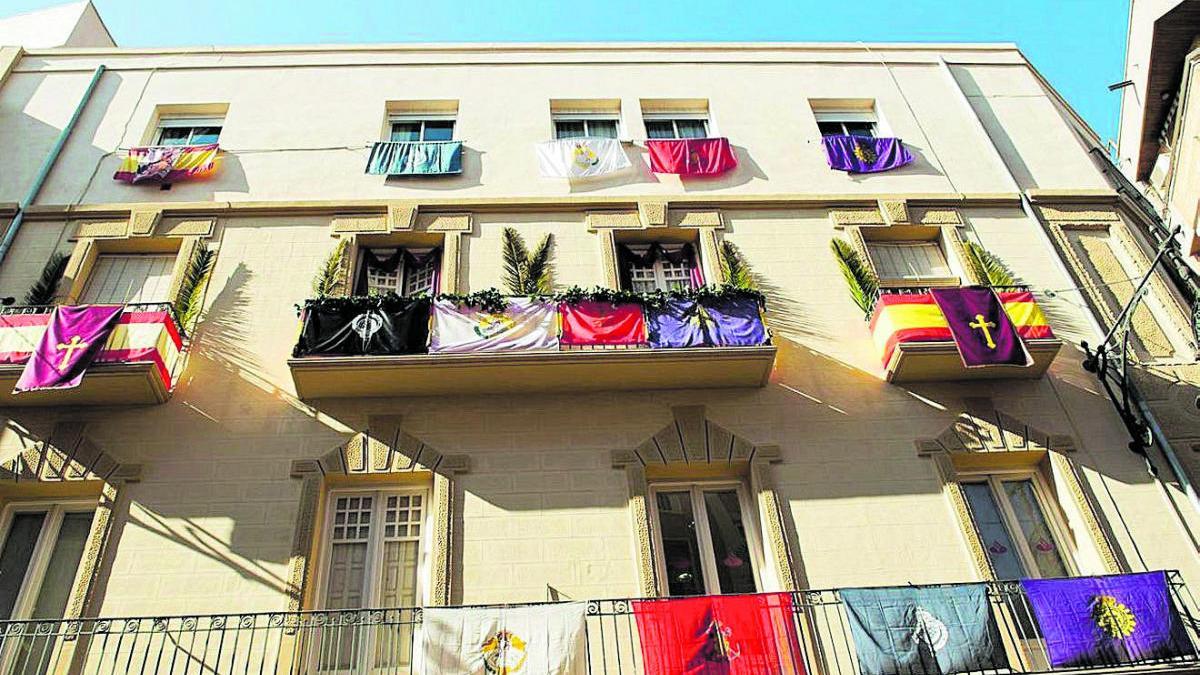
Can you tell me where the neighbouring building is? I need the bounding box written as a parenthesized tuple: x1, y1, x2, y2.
(0, 2, 1198, 673)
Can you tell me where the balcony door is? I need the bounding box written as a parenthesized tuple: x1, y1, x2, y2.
(649, 482, 764, 597)
(80, 254, 175, 305)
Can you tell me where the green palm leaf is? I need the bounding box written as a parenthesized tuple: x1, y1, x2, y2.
(830, 239, 879, 316)
(720, 241, 755, 290)
(964, 241, 1018, 287)
(312, 238, 348, 299)
(174, 246, 216, 332)
(23, 252, 69, 306)
(527, 234, 554, 293)
(501, 227, 554, 294)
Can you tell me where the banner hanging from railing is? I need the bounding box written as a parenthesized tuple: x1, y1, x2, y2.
(293, 298, 430, 357)
(930, 286, 1033, 368)
(430, 298, 559, 353)
(418, 602, 587, 675)
(647, 296, 768, 348)
(13, 305, 124, 393)
(114, 144, 219, 184)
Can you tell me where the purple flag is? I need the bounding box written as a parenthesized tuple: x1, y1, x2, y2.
(14, 305, 124, 393)
(930, 287, 1031, 368)
(1021, 572, 1195, 668)
(647, 297, 768, 348)
(821, 135, 914, 173)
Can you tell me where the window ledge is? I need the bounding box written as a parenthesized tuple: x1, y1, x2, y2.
(884, 338, 1063, 383)
(0, 361, 171, 406)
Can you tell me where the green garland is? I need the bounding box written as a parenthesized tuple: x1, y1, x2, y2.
(436, 288, 507, 314)
(553, 284, 764, 309)
(296, 292, 431, 314)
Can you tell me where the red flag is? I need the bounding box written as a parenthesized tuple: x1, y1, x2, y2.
(633, 593, 805, 675)
(647, 138, 738, 176)
(558, 301, 646, 346)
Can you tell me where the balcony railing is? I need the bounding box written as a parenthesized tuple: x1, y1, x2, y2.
(1, 573, 1197, 674)
(287, 293, 776, 397)
(0, 303, 183, 406)
(869, 286, 1062, 383)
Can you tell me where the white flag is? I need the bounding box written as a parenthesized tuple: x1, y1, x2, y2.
(418, 602, 587, 675)
(429, 298, 559, 354)
(535, 138, 632, 179)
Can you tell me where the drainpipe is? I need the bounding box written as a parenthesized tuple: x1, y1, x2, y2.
(0, 64, 106, 266)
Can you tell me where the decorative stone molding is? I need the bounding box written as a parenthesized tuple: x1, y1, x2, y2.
(912, 208, 963, 226)
(331, 214, 388, 234)
(829, 208, 885, 228)
(128, 208, 162, 237)
(638, 200, 668, 228)
(1036, 206, 1121, 223)
(669, 209, 723, 229)
(612, 405, 800, 594)
(166, 237, 202, 310)
(72, 220, 130, 240)
(159, 218, 216, 238)
(286, 415, 469, 611)
(597, 229, 620, 289)
(879, 199, 909, 225)
(387, 202, 418, 231)
(586, 211, 641, 231)
(420, 213, 473, 233)
(915, 401, 1075, 457)
(1049, 452, 1122, 574)
(698, 228, 724, 285)
(942, 225, 984, 285)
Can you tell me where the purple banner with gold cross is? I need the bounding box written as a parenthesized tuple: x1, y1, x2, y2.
(1021, 572, 1196, 668)
(929, 287, 1032, 368)
(14, 305, 125, 393)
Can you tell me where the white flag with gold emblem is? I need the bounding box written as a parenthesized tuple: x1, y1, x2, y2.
(418, 602, 587, 675)
(429, 298, 559, 354)
(535, 138, 632, 179)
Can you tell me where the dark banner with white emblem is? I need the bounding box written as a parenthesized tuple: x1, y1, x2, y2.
(293, 296, 430, 357)
(840, 583, 1006, 675)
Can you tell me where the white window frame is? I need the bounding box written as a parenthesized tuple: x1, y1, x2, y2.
(627, 258, 694, 293)
(313, 487, 432, 611)
(647, 480, 766, 596)
(0, 500, 97, 621)
(357, 248, 438, 297)
(642, 113, 712, 140)
(80, 252, 177, 305)
(813, 109, 886, 137)
(387, 114, 457, 142)
(961, 471, 1079, 579)
(864, 238, 960, 288)
(152, 116, 224, 146)
(551, 113, 623, 140)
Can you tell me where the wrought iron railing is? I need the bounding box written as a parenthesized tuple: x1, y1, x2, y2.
(0, 573, 1197, 674)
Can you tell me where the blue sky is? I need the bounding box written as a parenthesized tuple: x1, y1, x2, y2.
(3, 0, 1131, 142)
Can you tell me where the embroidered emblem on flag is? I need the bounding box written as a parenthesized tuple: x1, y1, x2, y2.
(418, 603, 586, 675)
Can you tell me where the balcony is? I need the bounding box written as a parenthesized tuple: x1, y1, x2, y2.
(287, 293, 776, 398)
(869, 287, 1062, 383)
(2, 572, 1197, 674)
(0, 304, 182, 406)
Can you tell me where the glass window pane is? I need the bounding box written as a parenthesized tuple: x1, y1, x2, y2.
(655, 491, 706, 596)
(817, 121, 846, 137)
(188, 126, 222, 144)
(422, 121, 455, 142)
(1003, 480, 1070, 578)
(843, 121, 876, 138)
(675, 119, 709, 139)
(0, 513, 46, 619)
(645, 120, 677, 139)
(554, 120, 586, 139)
(867, 242, 953, 282)
(587, 120, 619, 139)
(703, 490, 757, 594)
(156, 127, 190, 146)
(30, 512, 92, 619)
(962, 483, 1025, 579)
(390, 122, 421, 142)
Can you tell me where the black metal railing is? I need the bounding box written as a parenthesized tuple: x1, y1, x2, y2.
(0, 573, 1196, 674)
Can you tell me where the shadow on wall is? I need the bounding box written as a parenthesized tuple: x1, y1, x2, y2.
(948, 67, 1034, 190)
(679, 144, 765, 192)
(567, 144, 661, 194)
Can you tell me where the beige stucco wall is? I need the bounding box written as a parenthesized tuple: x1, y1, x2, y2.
(0, 44, 1197, 621)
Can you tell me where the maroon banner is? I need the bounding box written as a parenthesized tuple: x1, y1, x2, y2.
(930, 287, 1032, 368)
(14, 305, 124, 393)
(633, 593, 805, 675)
(647, 138, 738, 176)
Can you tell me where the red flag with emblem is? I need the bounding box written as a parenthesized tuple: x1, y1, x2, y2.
(646, 138, 738, 176)
(558, 301, 646, 346)
(633, 593, 805, 675)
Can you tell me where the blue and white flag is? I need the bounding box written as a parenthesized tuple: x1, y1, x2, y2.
(840, 584, 1007, 675)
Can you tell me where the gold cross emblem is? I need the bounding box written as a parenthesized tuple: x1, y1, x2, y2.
(55, 335, 89, 369)
(968, 313, 997, 349)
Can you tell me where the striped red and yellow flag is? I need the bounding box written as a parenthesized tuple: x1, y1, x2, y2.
(114, 144, 219, 183)
(869, 290, 1054, 366)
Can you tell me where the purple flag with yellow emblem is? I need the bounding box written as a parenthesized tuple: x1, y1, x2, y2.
(14, 305, 124, 393)
(647, 297, 768, 348)
(1021, 572, 1195, 668)
(821, 135, 913, 173)
(930, 287, 1032, 368)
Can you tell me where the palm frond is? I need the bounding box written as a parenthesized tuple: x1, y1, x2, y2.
(175, 246, 216, 332)
(720, 241, 755, 290)
(964, 241, 1018, 287)
(830, 239, 879, 316)
(527, 234, 554, 293)
(312, 239, 348, 299)
(501, 227, 530, 294)
(23, 252, 69, 306)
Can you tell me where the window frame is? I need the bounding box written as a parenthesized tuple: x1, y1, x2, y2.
(313, 486, 432, 612)
(152, 116, 224, 147)
(961, 471, 1079, 580)
(813, 110, 881, 138)
(864, 238, 960, 288)
(552, 114, 622, 140)
(79, 252, 178, 305)
(642, 113, 712, 140)
(0, 500, 97, 621)
(356, 247, 439, 297)
(626, 257, 695, 293)
(646, 480, 766, 596)
(387, 114, 457, 142)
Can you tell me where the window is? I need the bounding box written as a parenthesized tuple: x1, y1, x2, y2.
(389, 118, 455, 142)
(962, 476, 1073, 579)
(0, 503, 95, 621)
(553, 116, 620, 140)
(650, 483, 761, 596)
(357, 248, 439, 296)
(621, 243, 698, 293)
(644, 116, 710, 140)
(865, 240, 956, 285)
(154, 117, 223, 146)
(317, 490, 426, 670)
(814, 111, 877, 138)
(81, 254, 175, 305)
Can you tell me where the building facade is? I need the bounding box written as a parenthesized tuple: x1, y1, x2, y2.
(0, 18, 1198, 675)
